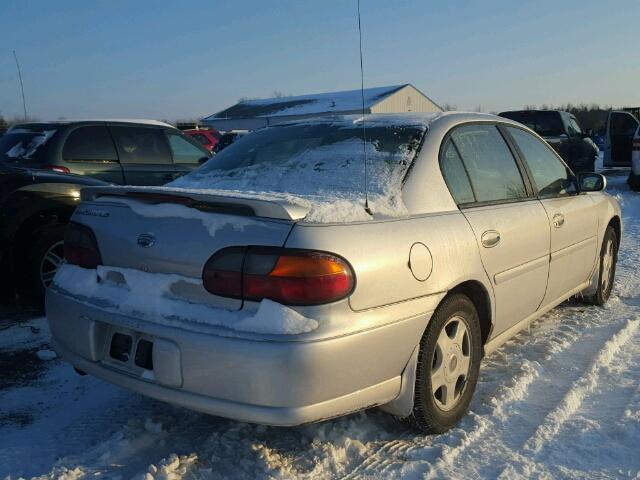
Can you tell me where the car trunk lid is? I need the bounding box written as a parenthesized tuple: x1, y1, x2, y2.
(72, 186, 301, 310)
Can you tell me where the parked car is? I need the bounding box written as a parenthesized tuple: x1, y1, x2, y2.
(603, 110, 639, 168)
(0, 162, 107, 305)
(184, 128, 221, 153)
(47, 113, 621, 433)
(1, 119, 210, 185)
(213, 130, 249, 153)
(499, 110, 598, 172)
(629, 125, 640, 191)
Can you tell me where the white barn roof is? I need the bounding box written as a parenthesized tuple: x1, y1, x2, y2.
(203, 84, 441, 131)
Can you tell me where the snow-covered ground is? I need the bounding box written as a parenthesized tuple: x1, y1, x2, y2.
(1, 173, 639, 480)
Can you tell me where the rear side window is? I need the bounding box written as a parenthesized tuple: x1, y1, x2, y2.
(507, 126, 576, 197)
(110, 126, 172, 164)
(167, 132, 208, 164)
(449, 124, 527, 203)
(63, 126, 118, 162)
(440, 139, 475, 204)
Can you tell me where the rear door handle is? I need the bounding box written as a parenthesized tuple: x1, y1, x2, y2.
(553, 213, 565, 228)
(481, 230, 501, 248)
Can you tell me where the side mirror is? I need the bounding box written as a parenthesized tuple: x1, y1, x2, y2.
(578, 172, 606, 192)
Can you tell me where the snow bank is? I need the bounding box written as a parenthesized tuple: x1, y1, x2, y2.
(52, 264, 318, 335)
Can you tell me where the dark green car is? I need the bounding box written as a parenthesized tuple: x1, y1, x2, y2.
(0, 119, 210, 185)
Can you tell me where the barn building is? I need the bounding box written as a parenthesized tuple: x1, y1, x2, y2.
(201, 84, 442, 131)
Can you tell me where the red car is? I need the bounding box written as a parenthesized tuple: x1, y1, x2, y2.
(184, 128, 221, 153)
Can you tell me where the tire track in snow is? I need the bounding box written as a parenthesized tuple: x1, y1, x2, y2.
(421, 304, 618, 480)
(344, 302, 612, 479)
(522, 317, 640, 454)
(495, 316, 640, 480)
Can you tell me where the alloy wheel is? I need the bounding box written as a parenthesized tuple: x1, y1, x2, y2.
(40, 241, 64, 289)
(601, 238, 614, 294)
(431, 315, 472, 411)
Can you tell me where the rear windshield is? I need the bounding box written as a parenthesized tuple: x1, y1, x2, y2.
(0, 125, 57, 163)
(172, 119, 426, 199)
(500, 111, 564, 137)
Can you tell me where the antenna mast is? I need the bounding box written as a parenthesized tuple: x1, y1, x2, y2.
(357, 0, 371, 214)
(13, 50, 27, 121)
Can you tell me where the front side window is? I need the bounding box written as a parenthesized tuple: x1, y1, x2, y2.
(449, 124, 527, 203)
(610, 112, 639, 136)
(507, 126, 576, 197)
(110, 126, 172, 164)
(566, 116, 583, 137)
(63, 126, 118, 162)
(167, 132, 209, 164)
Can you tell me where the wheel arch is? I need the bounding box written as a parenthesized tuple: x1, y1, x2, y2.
(608, 215, 621, 247)
(447, 280, 493, 346)
(380, 278, 494, 418)
(12, 206, 73, 273)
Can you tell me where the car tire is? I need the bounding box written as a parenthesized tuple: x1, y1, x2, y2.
(407, 293, 482, 433)
(18, 223, 66, 308)
(583, 226, 618, 306)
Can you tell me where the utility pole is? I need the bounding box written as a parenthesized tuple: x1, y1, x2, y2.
(13, 50, 27, 121)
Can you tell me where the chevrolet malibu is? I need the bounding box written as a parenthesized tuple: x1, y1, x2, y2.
(46, 112, 621, 433)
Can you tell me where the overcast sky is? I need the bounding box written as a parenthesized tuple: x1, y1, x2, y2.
(1, 0, 638, 121)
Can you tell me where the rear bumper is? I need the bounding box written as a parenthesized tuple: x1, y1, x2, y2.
(46, 288, 427, 425)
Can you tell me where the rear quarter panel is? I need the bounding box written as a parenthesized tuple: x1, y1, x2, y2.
(286, 211, 491, 323)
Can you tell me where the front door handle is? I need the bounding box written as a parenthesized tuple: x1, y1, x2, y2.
(481, 230, 501, 248)
(553, 213, 565, 228)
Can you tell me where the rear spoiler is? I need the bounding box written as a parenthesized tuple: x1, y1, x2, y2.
(80, 186, 310, 221)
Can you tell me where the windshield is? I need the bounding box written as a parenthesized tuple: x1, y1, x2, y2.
(0, 125, 57, 163)
(171, 119, 426, 201)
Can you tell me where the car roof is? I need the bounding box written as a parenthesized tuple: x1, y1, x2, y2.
(13, 119, 176, 129)
(499, 110, 566, 115)
(268, 111, 508, 130)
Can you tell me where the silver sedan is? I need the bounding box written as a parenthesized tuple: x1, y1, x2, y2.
(46, 112, 621, 433)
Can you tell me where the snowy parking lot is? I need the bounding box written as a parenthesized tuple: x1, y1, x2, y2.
(1, 172, 638, 480)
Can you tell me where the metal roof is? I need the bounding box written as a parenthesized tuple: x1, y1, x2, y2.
(205, 84, 410, 121)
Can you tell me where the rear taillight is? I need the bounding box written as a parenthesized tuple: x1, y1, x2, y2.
(64, 222, 102, 269)
(43, 165, 71, 174)
(202, 247, 354, 306)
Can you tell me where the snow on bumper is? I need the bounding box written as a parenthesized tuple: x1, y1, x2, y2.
(46, 288, 426, 425)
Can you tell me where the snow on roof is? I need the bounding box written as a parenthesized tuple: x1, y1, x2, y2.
(206, 84, 410, 120)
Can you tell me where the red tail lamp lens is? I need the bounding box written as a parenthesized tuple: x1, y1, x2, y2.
(64, 222, 103, 269)
(202, 247, 354, 306)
